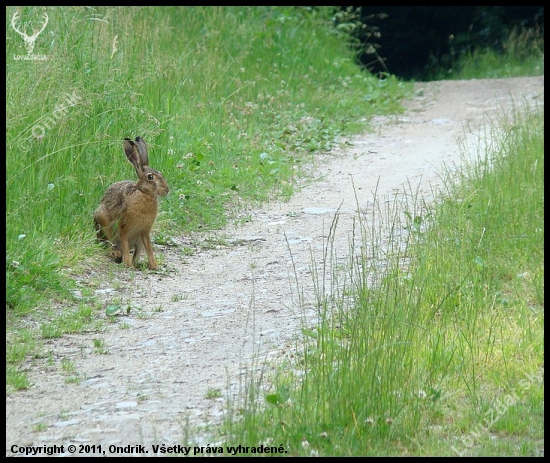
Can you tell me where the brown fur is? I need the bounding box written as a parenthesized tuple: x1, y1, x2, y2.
(93, 137, 169, 270)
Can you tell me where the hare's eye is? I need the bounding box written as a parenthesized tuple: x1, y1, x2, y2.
(147, 174, 154, 181)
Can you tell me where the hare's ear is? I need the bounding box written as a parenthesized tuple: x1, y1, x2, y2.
(134, 136, 149, 167)
(123, 138, 144, 174)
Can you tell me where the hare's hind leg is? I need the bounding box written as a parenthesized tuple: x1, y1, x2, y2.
(141, 232, 158, 270)
(93, 210, 110, 244)
(94, 216, 124, 262)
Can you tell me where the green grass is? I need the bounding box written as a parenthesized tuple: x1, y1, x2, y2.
(220, 103, 544, 456)
(430, 26, 544, 80)
(6, 301, 102, 393)
(206, 388, 223, 400)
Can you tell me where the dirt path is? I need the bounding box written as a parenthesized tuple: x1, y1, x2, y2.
(6, 76, 543, 456)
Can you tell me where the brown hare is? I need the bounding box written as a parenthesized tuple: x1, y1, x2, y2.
(94, 137, 169, 270)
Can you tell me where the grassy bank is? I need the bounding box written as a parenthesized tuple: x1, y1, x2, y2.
(221, 103, 544, 456)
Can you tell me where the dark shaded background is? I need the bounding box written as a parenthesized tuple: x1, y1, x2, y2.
(341, 6, 544, 80)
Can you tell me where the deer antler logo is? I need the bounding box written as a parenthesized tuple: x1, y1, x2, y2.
(11, 12, 49, 55)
